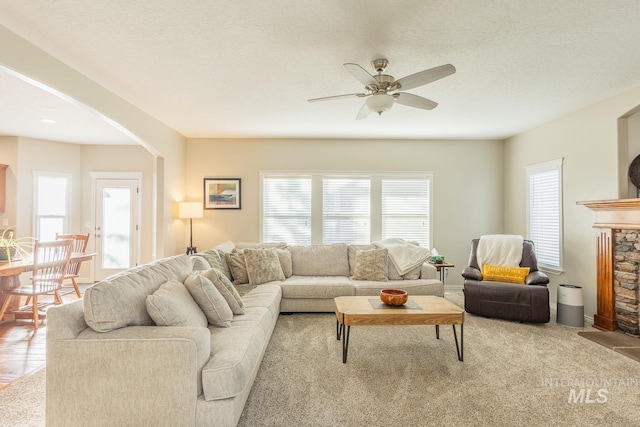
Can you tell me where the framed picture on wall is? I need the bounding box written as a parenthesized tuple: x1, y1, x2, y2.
(204, 178, 241, 209)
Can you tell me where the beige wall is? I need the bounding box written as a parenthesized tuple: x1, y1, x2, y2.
(14, 137, 83, 237)
(186, 138, 504, 287)
(0, 136, 18, 228)
(504, 83, 640, 319)
(80, 145, 156, 263)
(1, 138, 157, 281)
(0, 24, 187, 258)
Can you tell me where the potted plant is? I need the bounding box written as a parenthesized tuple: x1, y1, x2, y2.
(0, 227, 35, 262)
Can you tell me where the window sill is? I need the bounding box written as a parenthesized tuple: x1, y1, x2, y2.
(539, 266, 564, 276)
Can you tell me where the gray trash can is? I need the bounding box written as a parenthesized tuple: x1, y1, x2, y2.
(557, 284, 584, 327)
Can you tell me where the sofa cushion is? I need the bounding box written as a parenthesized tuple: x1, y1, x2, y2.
(201, 285, 281, 401)
(226, 251, 249, 285)
(184, 273, 233, 327)
(83, 254, 193, 333)
(352, 248, 389, 281)
(244, 248, 286, 285)
(289, 244, 349, 276)
(351, 278, 444, 297)
(199, 268, 245, 314)
(235, 242, 287, 250)
(146, 279, 208, 327)
(279, 275, 355, 298)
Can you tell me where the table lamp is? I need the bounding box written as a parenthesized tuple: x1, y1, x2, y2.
(178, 201, 203, 255)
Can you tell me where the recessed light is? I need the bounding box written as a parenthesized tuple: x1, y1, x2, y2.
(40, 118, 57, 124)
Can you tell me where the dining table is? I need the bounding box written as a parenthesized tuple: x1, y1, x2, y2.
(0, 252, 96, 322)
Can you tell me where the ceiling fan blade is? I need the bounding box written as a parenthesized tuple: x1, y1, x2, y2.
(394, 92, 438, 110)
(395, 64, 456, 91)
(308, 93, 366, 102)
(344, 63, 378, 86)
(356, 103, 371, 120)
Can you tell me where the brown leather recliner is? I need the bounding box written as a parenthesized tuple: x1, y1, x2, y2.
(461, 239, 550, 323)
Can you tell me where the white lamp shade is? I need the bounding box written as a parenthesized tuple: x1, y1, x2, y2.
(178, 201, 203, 219)
(365, 94, 395, 114)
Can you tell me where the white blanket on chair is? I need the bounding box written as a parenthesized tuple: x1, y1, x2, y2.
(373, 238, 431, 276)
(476, 234, 523, 268)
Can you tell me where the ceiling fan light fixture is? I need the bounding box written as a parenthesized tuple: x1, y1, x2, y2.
(365, 94, 394, 115)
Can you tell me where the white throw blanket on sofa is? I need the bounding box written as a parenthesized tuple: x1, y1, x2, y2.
(373, 238, 431, 276)
(476, 234, 523, 268)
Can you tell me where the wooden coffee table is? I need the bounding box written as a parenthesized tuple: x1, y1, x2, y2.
(334, 295, 464, 363)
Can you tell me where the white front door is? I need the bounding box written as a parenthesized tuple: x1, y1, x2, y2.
(93, 177, 140, 280)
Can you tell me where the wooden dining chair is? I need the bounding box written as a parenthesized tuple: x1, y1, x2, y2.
(56, 233, 90, 298)
(0, 239, 74, 329)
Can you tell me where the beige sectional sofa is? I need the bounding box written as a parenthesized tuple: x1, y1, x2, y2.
(46, 242, 443, 427)
(240, 242, 442, 312)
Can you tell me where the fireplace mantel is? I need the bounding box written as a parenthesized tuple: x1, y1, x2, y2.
(578, 198, 640, 331)
(578, 198, 640, 229)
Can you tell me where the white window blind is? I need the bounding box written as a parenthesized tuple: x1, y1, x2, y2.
(526, 159, 563, 270)
(382, 178, 430, 247)
(323, 178, 370, 244)
(262, 176, 311, 245)
(34, 173, 70, 241)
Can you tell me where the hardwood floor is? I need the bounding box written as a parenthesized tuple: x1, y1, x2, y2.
(0, 319, 47, 391)
(0, 285, 89, 391)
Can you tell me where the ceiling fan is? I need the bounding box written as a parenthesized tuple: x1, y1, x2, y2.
(308, 59, 455, 119)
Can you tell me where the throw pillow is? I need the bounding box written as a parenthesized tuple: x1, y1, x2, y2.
(213, 249, 233, 280)
(200, 268, 245, 315)
(402, 265, 422, 280)
(191, 255, 210, 271)
(482, 265, 530, 284)
(352, 248, 389, 282)
(183, 273, 233, 327)
(226, 250, 249, 285)
(194, 249, 226, 271)
(387, 260, 404, 280)
(244, 248, 286, 286)
(276, 248, 293, 278)
(146, 279, 208, 327)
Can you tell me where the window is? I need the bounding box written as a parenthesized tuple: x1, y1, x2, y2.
(323, 178, 370, 244)
(261, 172, 432, 246)
(526, 159, 563, 271)
(382, 178, 430, 247)
(262, 176, 312, 245)
(34, 172, 70, 241)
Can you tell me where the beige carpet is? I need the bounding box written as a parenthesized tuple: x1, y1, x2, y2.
(238, 292, 640, 426)
(2, 291, 640, 426)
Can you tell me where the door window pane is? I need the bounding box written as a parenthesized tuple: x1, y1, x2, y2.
(102, 187, 131, 269)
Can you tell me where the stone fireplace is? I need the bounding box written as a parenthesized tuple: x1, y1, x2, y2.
(579, 199, 640, 334)
(614, 230, 640, 334)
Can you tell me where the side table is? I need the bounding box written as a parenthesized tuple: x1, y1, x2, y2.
(433, 262, 455, 284)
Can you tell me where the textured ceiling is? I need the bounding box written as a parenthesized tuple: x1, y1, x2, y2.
(1, 0, 640, 145)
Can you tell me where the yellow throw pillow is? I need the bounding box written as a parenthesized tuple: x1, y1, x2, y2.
(482, 265, 530, 284)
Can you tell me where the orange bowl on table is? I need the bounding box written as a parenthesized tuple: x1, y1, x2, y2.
(380, 289, 408, 306)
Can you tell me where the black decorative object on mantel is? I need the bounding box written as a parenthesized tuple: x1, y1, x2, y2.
(629, 154, 640, 197)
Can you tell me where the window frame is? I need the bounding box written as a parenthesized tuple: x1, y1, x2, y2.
(525, 158, 564, 274)
(260, 171, 433, 247)
(33, 171, 71, 241)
